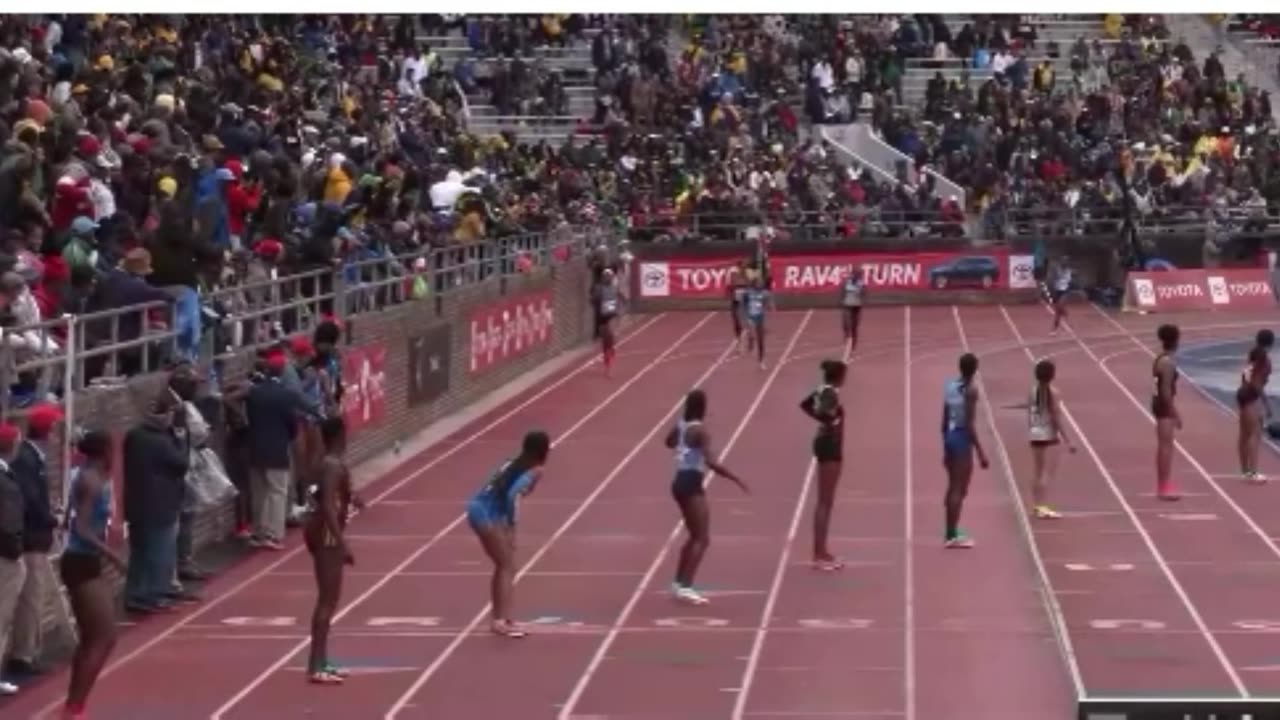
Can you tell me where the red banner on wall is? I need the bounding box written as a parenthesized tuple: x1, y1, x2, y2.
(342, 344, 387, 433)
(1125, 268, 1276, 312)
(636, 251, 1037, 298)
(469, 289, 555, 375)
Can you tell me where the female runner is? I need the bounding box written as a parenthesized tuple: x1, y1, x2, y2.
(1237, 329, 1274, 483)
(305, 417, 363, 685)
(743, 276, 771, 369)
(942, 353, 990, 548)
(466, 431, 552, 637)
(664, 390, 748, 605)
(594, 268, 624, 374)
(1047, 258, 1073, 334)
(1007, 360, 1076, 518)
(60, 431, 126, 720)
(800, 359, 848, 570)
(728, 260, 749, 352)
(838, 269, 865, 352)
(1152, 324, 1182, 501)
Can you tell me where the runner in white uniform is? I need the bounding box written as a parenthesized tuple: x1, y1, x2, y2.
(1021, 360, 1075, 518)
(1048, 260, 1073, 334)
(839, 269, 865, 352)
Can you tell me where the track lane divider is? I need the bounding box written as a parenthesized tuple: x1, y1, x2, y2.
(208, 313, 714, 719)
(381, 317, 749, 719)
(553, 311, 814, 720)
(986, 305, 1246, 697)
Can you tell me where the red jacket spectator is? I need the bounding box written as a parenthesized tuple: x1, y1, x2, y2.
(224, 159, 261, 239)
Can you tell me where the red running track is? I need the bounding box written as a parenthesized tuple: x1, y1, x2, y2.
(11, 305, 1280, 720)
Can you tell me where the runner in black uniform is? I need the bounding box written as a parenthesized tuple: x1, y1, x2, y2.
(1152, 324, 1181, 501)
(1237, 329, 1274, 483)
(800, 359, 848, 571)
(727, 260, 749, 352)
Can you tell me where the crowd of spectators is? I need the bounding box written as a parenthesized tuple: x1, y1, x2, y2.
(827, 14, 1280, 243)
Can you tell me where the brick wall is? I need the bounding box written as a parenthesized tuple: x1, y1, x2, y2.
(32, 256, 593, 636)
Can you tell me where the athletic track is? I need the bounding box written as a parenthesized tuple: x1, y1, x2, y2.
(6, 304, 1280, 720)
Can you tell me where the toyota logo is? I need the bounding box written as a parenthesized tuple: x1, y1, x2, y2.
(1012, 260, 1032, 281)
(643, 267, 668, 288)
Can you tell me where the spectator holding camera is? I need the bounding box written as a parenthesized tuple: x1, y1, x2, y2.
(121, 392, 190, 614)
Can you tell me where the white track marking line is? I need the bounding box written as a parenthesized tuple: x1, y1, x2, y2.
(209, 313, 716, 719)
(34, 313, 670, 720)
(989, 305, 1246, 696)
(553, 311, 814, 720)
(903, 305, 916, 720)
(950, 308, 1085, 699)
(1078, 304, 1280, 561)
(730, 314, 855, 720)
(382, 314, 760, 720)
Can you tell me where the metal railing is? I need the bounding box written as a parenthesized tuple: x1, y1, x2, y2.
(0, 227, 609, 413)
(625, 204, 1280, 243)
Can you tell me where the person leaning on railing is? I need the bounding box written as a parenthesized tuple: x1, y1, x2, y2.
(83, 248, 176, 378)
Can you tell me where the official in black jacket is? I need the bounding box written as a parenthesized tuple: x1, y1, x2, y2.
(122, 396, 190, 613)
(8, 404, 73, 676)
(0, 423, 28, 696)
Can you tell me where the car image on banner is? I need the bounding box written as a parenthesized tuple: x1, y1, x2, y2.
(927, 255, 1001, 289)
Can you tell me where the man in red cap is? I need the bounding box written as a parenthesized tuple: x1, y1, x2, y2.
(0, 422, 27, 695)
(245, 350, 319, 549)
(8, 404, 73, 678)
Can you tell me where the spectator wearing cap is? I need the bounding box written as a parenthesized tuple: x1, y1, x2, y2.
(7, 404, 72, 678)
(61, 216, 99, 276)
(283, 335, 323, 524)
(86, 247, 176, 376)
(0, 422, 27, 695)
(245, 350, 318, 549)
(122, 393, 190, 614)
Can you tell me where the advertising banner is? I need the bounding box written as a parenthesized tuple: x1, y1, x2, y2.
(341, 344, 388, 433)
(408, 324, 452, 408)
(1125, 268, 1276, 312)
(469, 289, 555, 375)
(637, 251, 1036, 298)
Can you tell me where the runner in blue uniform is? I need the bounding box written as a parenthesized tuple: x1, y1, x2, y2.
(838, 269, 865, 352)
(61, 431, 126, 720)
(664, 390, 748, 605)
(466, 431, 552, 637)
(941, 353, 989, 548)
(743, 277, 771, 369)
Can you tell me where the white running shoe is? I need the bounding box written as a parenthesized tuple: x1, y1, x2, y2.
(0, 680, 17, 696)
(675, 586, 710, 605)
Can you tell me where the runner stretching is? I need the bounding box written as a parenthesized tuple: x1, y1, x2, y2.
(466, 431, 552, 637)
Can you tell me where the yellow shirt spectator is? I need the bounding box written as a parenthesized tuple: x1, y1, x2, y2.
(1103, 14, 1123, 39)
(324, 166, 352, 205)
